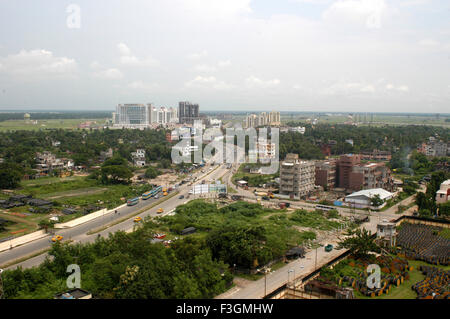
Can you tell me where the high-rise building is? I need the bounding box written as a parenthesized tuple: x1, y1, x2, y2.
(279, 153, 315, 198)
(244, 111, 281, 128)
(179, 101, 199, 124)
(115, 104, 152, 128)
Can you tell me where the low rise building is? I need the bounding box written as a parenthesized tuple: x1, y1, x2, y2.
(131, 149, 146, 167)
(345, 188, 394, 209)
(436, 179, 450, 204)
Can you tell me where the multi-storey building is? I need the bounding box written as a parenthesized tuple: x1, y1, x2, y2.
(179, 101, 199, 124)
(336, 154, 361, 189)
(244, 111, 281, 128)
(349, 162, 395, 192)
(315, 160, 336, 190)
(279, 153, 315, 198)
(115, 104, 152, 128)
(360, 150, 392, 161)
(418, 137, 449, 157)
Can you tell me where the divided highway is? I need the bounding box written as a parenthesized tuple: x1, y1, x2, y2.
(0, 161, 230, 270)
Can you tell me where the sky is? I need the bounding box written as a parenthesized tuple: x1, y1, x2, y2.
(0, 0, 449, 113)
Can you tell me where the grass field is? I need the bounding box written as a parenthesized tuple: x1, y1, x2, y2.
(281, 114, 450, 127)
(0, 119, 107, 132)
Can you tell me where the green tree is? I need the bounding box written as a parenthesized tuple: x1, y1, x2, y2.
(0, 162, 23, 189)
(370, 194, 384, 207)
(144, 166, 160, 179)
(337, 228, 379, 259)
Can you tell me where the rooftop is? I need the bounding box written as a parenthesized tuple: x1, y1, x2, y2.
(346, 188, 394, 200)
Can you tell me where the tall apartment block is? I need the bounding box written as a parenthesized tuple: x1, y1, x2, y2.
(315, 160, 336, 190)
(280, 153, 315, 198)
(336, 154, 361, 189)
(244, 111, 281, 128)
(178, 101, 199, 124)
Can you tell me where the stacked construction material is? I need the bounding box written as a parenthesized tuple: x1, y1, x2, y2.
(412, 266, 450, 299)
(336, 255, 411, 297)
(397, 223, 450, 266)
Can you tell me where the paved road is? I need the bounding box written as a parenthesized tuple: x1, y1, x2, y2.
(0, 160, 230, 270)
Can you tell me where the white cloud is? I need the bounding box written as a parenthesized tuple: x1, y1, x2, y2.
(193, 64, 217, 73)
(127, 81, 158, 90)
(245, 76, 280, 88)
(117, 43, 159, 67)
(93, 68, 123, 80)
(290, 0, 331, 4)
(418, 39, 439, 46)
(0, 49, 77, 78)
(386, 83, 409, 92)
(322, 81, 378, 95)
(188, 50, 209, 60)
(397, 85, 409, 92)
(218, 60, 232, 68)
(193, 60, 231, 73)
(183, 0, 251, 17)
(185, 75, 233, 90)
(323, 0, 387, 29)
(117, 43, 132, 56)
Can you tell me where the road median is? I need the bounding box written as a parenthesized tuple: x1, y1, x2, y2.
(87, 190, 180, 235)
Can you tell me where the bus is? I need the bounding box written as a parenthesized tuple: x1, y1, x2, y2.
(152, 186, 163, 196)
(127, 197, 140, 206)
(315, 204, 335, 211)
(141, 191, 152, 200)
(142, 186, 163, 200)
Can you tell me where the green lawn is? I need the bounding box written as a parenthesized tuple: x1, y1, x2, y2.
(0, 119, 106, 132)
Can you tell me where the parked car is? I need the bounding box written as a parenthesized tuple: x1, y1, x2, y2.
(179, 195, 185, 199)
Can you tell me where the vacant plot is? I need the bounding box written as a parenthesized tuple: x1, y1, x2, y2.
(0, 119, 100, 132)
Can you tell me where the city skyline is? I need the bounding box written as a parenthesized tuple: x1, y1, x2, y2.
(0, 0, 449, 113)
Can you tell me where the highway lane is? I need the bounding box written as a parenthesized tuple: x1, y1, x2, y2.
(1, 162, 230, 270)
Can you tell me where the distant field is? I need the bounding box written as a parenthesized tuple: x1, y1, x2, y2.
(0, 118, 107, 131)
(282, 114, 450, 127)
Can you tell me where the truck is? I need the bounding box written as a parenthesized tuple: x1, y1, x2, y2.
(279, 202, 290, 208)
